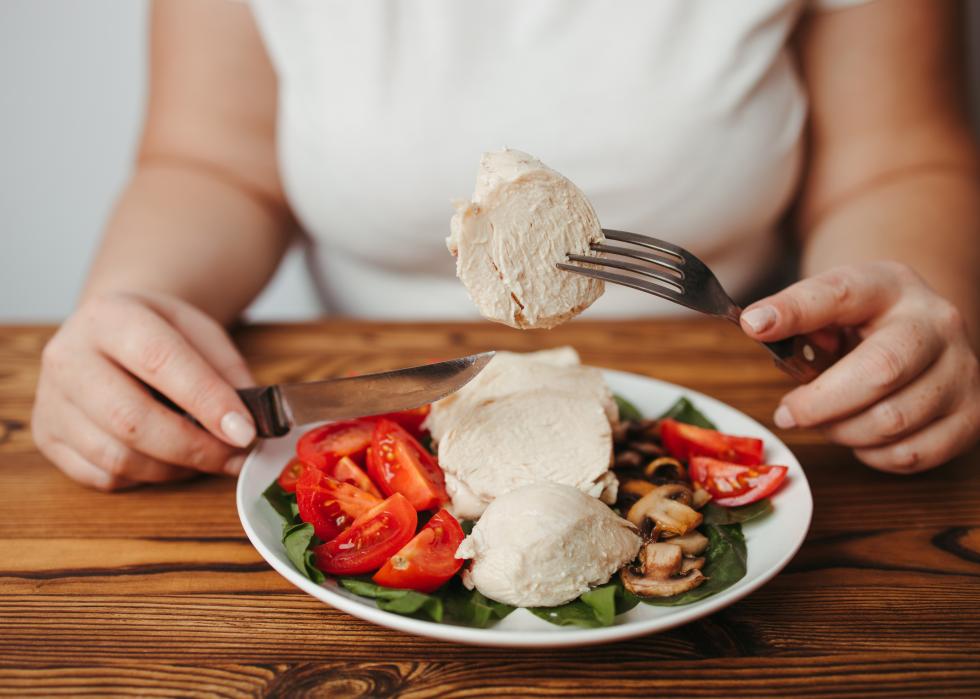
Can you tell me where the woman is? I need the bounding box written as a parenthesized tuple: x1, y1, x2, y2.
(32, 0, 979, 490)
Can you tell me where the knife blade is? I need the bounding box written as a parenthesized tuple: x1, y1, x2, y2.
(237, 352, 495, 437)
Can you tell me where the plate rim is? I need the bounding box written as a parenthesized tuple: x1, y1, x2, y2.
(236, 367, 813, 648)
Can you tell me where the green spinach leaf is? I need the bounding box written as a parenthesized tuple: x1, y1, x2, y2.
(281, 521, 325, 584)
(263, 481, 299, 523)
(641, 523, 747, 607)
(264, 480, 324, 582)
(340, 578, 444, 622)
(579, 583, 618, 627)
(530, 599, 606, 628)
(302, 549, 325, 584)
(613, 579, 641, 615)
(442, 580, 515, 628)
(658, 396, 716, 429)
(339, 577, 514, 627)
(702, 499, 772, 525)
(613, 394, 644, 422)
(530, 578, 637, 628)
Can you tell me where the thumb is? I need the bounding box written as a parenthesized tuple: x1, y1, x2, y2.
(739, 266, 893, 342)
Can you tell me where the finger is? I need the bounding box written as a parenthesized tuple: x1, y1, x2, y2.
(740, 264, 900, 341)
(52, 350, 240, 474)
(54, 398, 201, 483)
(808, 327, 849, 356)
(774, 319, 943, 429)
(137, 292, 255, 388)
(822, 352, 956, 448)
(39, 440, 136, 492)
(854, 410, 980, 475)
(92, 297, 256, 447)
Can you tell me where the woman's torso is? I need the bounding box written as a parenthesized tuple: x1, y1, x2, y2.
(250, 0, 847, 318)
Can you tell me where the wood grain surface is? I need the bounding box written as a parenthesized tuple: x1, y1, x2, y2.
(1, 320, 977, 698)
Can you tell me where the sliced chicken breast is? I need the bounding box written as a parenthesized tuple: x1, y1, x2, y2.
(449, 149, 605, 329)
(457, 482, 642, 607)
(438, 388, 615, 519)
(426, 348, 617, 444)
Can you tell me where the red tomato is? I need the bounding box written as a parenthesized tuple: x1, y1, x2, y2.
(372, 509, 465, 593)
(295, 468, 381, 542)
(370, 405, 431, 437)
(329, 456, 382, 498)
(313, 493, 418, 575)
(660, 419, 764, 466)
(690, 456, 789, 506)
(366, 419, 449, 511)
(276, 457, 307, 493)
(689, 458, 751, 498)
(297, 420, 375, 470)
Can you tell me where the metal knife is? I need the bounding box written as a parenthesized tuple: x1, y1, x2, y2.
(151, 352, 495, 438)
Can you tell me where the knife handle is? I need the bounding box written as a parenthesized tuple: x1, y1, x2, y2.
(236, 386, 290, 438)
(147, 384, 289, 439)
(763, 334, 838, 384)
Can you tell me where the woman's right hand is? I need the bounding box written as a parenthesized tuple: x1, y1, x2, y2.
(32, 291, 258, 491)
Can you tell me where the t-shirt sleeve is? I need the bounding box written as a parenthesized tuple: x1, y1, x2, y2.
(810, 0, 876, 10)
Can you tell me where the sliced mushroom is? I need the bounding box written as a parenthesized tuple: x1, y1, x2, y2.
(680, 556, 706, 574)
(620, 479, 655, 498)
(613, 450, 643, 470)
(636, 419, 660, 437)
(630, 441, 665, 457)
(620, 541, 706, 597)
(643, 457, 686, 482)
(691, 487, 712, 510)
(638, 539, 682, 572)
(670, 530, 709, 556)
(626, 484, 703, 538)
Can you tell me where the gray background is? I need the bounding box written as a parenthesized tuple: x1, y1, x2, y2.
(2, 0, 978, 322)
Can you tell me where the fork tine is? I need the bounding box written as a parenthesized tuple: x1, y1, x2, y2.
(566, 253, 684, 293)
(590, 242, 685, 277)
(556, 262, 688, 306)
(602, 229, 688, 260)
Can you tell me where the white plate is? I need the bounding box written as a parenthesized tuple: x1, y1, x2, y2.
(237, 369, 812, 648)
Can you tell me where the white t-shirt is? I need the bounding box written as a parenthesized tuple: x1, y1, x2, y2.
(249, 0, 869, 319)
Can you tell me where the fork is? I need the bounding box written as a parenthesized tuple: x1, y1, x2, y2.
(558, 229, 836, 383)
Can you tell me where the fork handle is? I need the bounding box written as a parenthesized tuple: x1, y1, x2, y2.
(762, 335, 838, 384)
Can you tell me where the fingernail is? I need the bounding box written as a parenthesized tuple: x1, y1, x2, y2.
(224, 454, 246, 476)
(773, 404, 797, 429)
(92, 469, 117, 491)
(741, 306, 777, 334)
(221, 412, 256, 447)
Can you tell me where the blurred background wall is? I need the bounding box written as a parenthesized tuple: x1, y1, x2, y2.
(1, 0, 979, 322)
(0, 0, 317, 321)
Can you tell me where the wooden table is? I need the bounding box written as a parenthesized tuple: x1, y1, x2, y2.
(1, 320, 978, 698)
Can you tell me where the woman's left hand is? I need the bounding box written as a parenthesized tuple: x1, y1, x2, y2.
(739, 261, 980, 474)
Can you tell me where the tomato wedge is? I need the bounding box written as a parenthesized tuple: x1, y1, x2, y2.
(295, 468, 381, 542)
(297, 420, 375, 470)
(329, 456, 382, 498)
(689, 458, 751, 498)
(276, 457, 307, 493)
(369, 405, 431, 438)
(366, 419, 448, 511)
(690, 456, 788, 507)
(313, 493, 417, 575)
(372, 509, 465, 592)
(660, 419, 764, 466)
